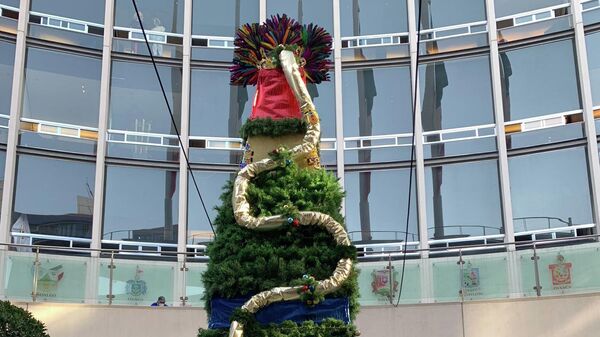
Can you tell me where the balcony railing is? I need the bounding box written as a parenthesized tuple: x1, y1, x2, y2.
(4, 231, 600, 306)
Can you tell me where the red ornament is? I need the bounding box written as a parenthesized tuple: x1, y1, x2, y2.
(292, 219, 300, 227)
(302, 285, 309, 292)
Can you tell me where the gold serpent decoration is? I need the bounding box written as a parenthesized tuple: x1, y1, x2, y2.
(228, 50, 353, 337)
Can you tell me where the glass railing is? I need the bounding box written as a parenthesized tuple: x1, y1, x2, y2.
(3, 235, 600, 307)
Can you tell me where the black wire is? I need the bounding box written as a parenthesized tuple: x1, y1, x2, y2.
(131, 0, 216, 237)
(395, 0, 424, 307)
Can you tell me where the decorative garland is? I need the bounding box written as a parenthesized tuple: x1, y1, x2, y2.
(239, 117, 307, 141)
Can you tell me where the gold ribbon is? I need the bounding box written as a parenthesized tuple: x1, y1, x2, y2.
(229, 50, 353, 337)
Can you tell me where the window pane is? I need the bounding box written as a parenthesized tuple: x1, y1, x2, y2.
(20, 47, 101, 154)
(192, 0, 258, 36)
(341, 0, 407, 36)
(103, 165, 179, 244)
(416, 0, 486, 29)
(187, 171, 234, 245)
(114, 0, 184, 34)
(345, 169, 418, 244)
(509, 147, 593, 233)
(189, 69, 254, 137)
(268, 0, 333, 36)
(586, 32, 600, 107)
(0, 0, 19, 7)
(0, 151, 6, 217)
(494, 0, 568, 18)
(420, 55, 494, 131)
(499, 39, 580, 121)
(22, 47, 101, 127)
(30, 0, 105, 24)
(425, 160, 503, 240)
(12, 155, 95, 240)
(343, 66, 412, 136)
(108, 61, 181, 161)
(0, 40, 14, 120)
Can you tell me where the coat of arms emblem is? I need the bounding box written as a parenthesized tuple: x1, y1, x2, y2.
(371, 268, 398, 299)
(461, 262, 482, 297)
(126, 265, 147, 298)
(548, 253, 572, 289)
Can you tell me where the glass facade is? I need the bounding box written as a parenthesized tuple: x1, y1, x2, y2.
(0, 0, 597, 257)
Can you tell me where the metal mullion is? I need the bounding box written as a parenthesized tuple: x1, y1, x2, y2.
(260, 0, 266, 23)
(333, 0, 345, 213)
(90, 0, 115, 257)
(0, 0, 30, 245)
(485, 0, 515, 251)
(408, 0, 433, 304)
(571, 0, 600, 236)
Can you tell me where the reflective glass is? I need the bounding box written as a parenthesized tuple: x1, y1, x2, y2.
(343, 66, 412, 136)
(108, 61, 181, 161)
(340, 0, 407, 36)
(0, 151, 6, 216)
(425, 160, 503, 240)
(187, 171, 234, 245)
(0, 41, 14, 135)
(420, 55, 494, 131)
(494, 0, 568, 18)
(114, 0, 184, 33)
(12, 155, 96, 241)
(189, 69, 254, 138)
(509, 147, 593, 233)
(30, 0, 105, 24)
(268, 0, 333, 36)
(20, 47, 101, 153)
(345, 169, 418, 244)
(343, 66, 412, 163)
(192, 0, 258, 36)
(0, 0, 19, 7)
(416, 0, 486, 29)
(499, 39, 580, 122)
(586, 32, 600, 107)
(103, 165, 179, 244)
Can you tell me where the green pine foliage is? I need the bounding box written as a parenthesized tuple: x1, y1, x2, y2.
(199, 312, 359, 337)
(0, 301, 50, 337)
(239, 118, 306, 141)
(199, 153, 359, 337)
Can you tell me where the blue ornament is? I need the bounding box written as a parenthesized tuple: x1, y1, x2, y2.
(239, 162, 247, 169)
(287, 217, 294, 224)
(285, 159, 292, 166)
(309, 285, 315, 292)
(302, 274, 309, 280)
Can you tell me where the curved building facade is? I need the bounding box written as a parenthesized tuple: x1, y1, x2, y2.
(1, 0, 600, 316)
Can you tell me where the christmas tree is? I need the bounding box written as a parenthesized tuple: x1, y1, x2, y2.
(198, 15, 359, 337)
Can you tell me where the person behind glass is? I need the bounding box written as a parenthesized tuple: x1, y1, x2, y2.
(151, 17, 165, 57)
(151, 296, 168, 307)
(129, 10, 144, 54)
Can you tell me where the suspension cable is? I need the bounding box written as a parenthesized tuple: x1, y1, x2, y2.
(131, 0, 215, 237)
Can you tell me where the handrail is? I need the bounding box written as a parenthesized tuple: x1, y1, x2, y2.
(7, 228, 600, 259)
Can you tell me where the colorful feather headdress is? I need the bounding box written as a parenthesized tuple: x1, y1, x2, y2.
(230, 14, 332, 86)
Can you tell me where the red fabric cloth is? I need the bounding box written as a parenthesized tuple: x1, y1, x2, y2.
(250, 68, 306, 120)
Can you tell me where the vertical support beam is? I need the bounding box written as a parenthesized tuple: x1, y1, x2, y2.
(90, 0, 116, 257)
(174, 0, 193, 307)
(0, 0, 30, 245)
(332, 0, 345, 212)
(260, 0, 267, 23)
(408, 0, 432, 303)
(486, 0, 522, 298)
(407, 0, 428, 254)
(572, 0, 600, 235)
(485, 0, 515, 250)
